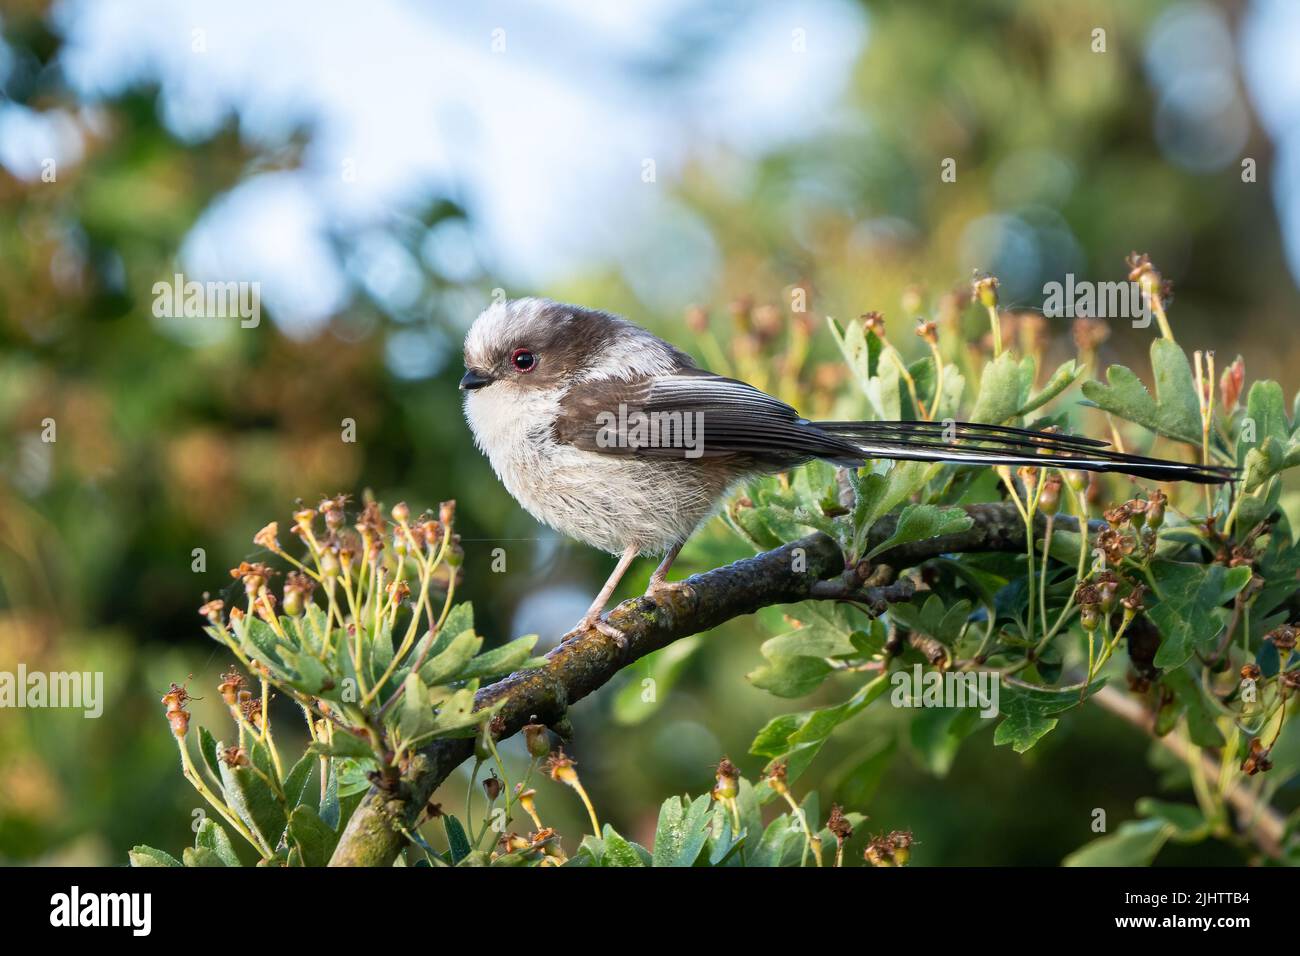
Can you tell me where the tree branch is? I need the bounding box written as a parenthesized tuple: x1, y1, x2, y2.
(329, 501, 1099, 866)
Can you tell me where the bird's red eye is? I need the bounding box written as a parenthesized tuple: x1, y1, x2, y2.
(511, 348, 537, 372)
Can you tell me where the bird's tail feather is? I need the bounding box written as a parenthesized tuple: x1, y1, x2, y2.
(815, 419, 1235, 485)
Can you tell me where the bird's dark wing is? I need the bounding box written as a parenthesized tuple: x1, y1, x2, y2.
(554, 370, 861, 464)
(554, 370, 1236, 484)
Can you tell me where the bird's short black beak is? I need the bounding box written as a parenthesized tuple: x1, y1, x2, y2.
(459, 368, 494, 391)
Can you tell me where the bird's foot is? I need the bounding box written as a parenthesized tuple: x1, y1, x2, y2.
(644, 578, 695, 602)
(577, 612, 629, 649)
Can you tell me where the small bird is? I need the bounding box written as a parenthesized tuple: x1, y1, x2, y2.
(461, 298, 1233, 640)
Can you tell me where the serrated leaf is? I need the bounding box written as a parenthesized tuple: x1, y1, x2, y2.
(457, 635, 540, 682)
(652, 793, 712, 867)
(1148, 561, 1253, 668)
(195, 819, 241, 867)
(218, 750, 287, 848)
(399, 672, 438, 744)
(198, 726, 221, 781)
(288, 804, 339, 867)
(417, 628, 482, 686)
(600, 825, 649, 866)
(971, 351, 1033, 424)
(182, 846, 226, 867)
(1081, 340, 1201, 445)
(444, 814, 472, 863)
(994, 679, 1103, 753)
(866, 503, 973, 560)
(128, 845, 182, 867)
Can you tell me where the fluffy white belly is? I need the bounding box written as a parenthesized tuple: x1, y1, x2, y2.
(464, 384, 728, 554)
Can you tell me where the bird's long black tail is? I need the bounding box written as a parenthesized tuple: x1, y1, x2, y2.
(814, 419, 1235, 485)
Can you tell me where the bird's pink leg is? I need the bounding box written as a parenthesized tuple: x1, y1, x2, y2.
(576, 545, 639, 644)
(646, 541, 685, 592)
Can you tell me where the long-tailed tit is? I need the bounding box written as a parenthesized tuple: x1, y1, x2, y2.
(461, 298, 1231, 641)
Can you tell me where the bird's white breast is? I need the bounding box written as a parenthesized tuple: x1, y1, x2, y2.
(463, 382, 726, 554)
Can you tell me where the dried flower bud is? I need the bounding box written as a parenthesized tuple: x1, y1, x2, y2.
(1121, 584, 1147, 614)
(482, 775, 503, 802)
(1267, 625, 1297, 653)
(439, 500, 456, 528)
(391, 501, 410, 524)
(827, 803, 854, 844)
(1219, 357, 1245, 413)
(1039, 474, 1062, 515)
(914, 319, 938, 346)
(860, 311, 887, 339)
(523, 722, 551, 760)
(253, 521, 280, 552)
(888, 830, 914, 866)
(240, 695, 263, 730)
(221, 745, 250, 768)
(161, 680, 192, 737)
(1240, 663, 1261, 683)
(712, 757, 740, 802)
(1145, 489, 1167, 529)
(972, 273, 999, 309)
(217, 668, 245, 707)
(198, 598, 224, 624)
(544, 750, 578, 786)
(1103, 504, 1131, 528)
(1242, 737, 1272, 776)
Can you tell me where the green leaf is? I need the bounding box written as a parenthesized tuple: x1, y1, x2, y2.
(1135, 798, 1207, 839)
(444, 814, 472, 864)
(1080, 340, 1201, 445)
(888, 594, 972, 646)
(749, 654, 833, 698)
(128, 845, 182, 867)
(994, 679, 1104, 753)
(1148, 562, 1252, 668)
(971, 352, 1032, 425)
(1161, 667, 1227, 748)
(194, 819, 241, 867)
(182, 846, 227, 867)
(198, 726, 221, 780)
(457, 635, 540, 682)
(600, 825, 649, 866)
(866, 503, 973, 560)
(1063, 818, 1174, 866)
(306, 732, 376, 761)
(218, 750, 288, 848)
(417, 628, 482, 686)
(652, 793, 712, 867)
(399, 672, 438, 744)
(749, 673, 890, 780)
(1018, 360, 1082, 418)
(282, 751, 317, 808)
(288, 804, 339, 867)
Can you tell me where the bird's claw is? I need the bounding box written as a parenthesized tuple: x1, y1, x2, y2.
(645, 579, 695, 601)
(577, 614, 629, 650)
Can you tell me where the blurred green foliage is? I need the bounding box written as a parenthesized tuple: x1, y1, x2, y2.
(3, 0, 1299, 865)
